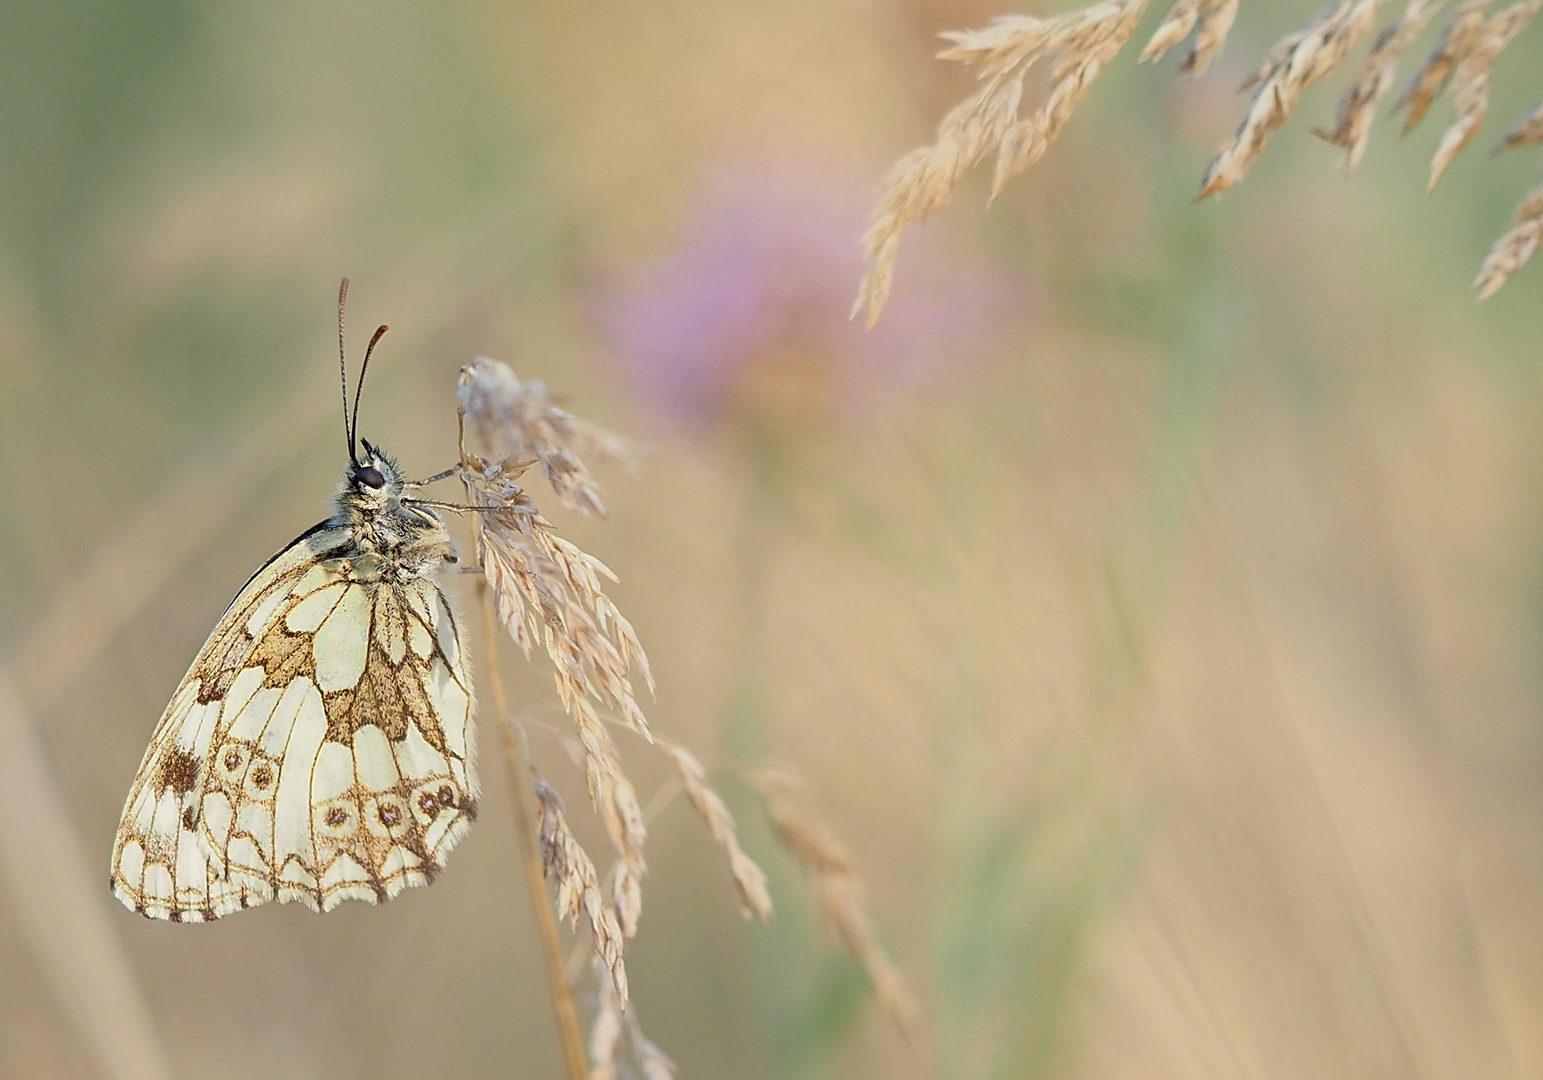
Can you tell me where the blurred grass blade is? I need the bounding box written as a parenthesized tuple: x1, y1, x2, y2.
(0, 671, 175, 1080)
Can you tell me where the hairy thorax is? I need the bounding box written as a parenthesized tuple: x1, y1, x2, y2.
(333, 443, 457, 585)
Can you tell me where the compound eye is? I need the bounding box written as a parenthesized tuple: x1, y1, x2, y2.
(356, 466, 386, 489)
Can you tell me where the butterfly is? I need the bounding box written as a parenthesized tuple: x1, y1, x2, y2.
(111, 280, 478, 922)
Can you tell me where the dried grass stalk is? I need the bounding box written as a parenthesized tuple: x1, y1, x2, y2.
(852, 0, 1150, 327)
(1474, 176, 1543, 298)
(1318, 0, 1447, 169)
(537, 782, 630, 1007)
(1409, 0, 1542, 190)
(1199, 0, 1386, 198)
(458, 357, 642, 518)
(1140, 0, 1242, 74)
(659, 740, 773, 919)
(748, 768, 922, 1036)
(1497, 96, 1543, 149)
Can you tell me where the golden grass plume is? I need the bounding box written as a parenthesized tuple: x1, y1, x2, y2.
(1318, 0, 1446, 170)
(859, 0, 1543, 320)
(1199, 0, 1386, 198)
(1473, 175, 1543, 297)
(1140, 0, 1241, 75)
(1399, 0, 1541, 190)
(852, 0, 1151, 327)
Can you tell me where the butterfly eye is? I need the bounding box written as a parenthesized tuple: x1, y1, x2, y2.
(356, 466, 386, 490)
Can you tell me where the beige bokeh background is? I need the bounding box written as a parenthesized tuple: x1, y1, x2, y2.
(3, 2, 1543, 1079)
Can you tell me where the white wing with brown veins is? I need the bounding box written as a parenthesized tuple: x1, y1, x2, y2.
(111, 522, 477, 921)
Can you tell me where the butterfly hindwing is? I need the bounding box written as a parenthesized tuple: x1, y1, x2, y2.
(111, 524, 477, 921)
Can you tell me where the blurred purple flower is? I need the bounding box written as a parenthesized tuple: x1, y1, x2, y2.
(598, 167, 1008, 432)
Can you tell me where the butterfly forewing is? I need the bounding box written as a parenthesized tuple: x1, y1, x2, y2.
(111, 522, 478, 921)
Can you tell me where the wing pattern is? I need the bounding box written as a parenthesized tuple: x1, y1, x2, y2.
(110, 524, 478, 921)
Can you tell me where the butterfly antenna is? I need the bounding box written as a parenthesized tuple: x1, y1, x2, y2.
(338, 277, 356, 465)
(351, 323, 389, 459)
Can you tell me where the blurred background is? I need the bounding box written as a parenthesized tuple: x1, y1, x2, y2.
(3, 1, 1543, 1078)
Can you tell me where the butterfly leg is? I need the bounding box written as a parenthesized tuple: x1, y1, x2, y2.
(401, 498, 508, 514)
(403, 465, 461, 487)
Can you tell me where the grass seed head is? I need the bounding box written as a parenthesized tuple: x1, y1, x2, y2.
(1319, 0, 1445, 170)
(1199, 0, 1385, 199)
(853, 0, 1149, 326)
(1474, 177, 1543, 298)
(748, 767, 921, 1036)
(1141, 0, 1242, 74)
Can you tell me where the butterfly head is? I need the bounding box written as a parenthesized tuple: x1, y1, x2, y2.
(346, 438, 403, 508)
(336, 438, 454, 576)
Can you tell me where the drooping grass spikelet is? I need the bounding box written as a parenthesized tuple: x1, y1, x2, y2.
(1497, 96, 1543, 148)
(458, 357, 643, 518)
(1199, 0, 1387, 198)
(602, 759, 648, 938)
(586, 957, 679, 1080)
(461, 450, 654, 743)
(1414, 0, 1542, 190)
(632, 1027, 678, 1080)
(1318, 0, 1447, 169)
(659, 740, 773, 919)
(1474, 176, 1543, 297)
(852, 0, 1151, 327)
(1140, 0, 1242, 74)
(459, 358, 653, 943)
(1397, 0, 1488, 129)
(536, 782, 630, 1007)
(748, 767, 922, 1036)
(587, 962, 624, 1080)
(465, 455, 654, 886)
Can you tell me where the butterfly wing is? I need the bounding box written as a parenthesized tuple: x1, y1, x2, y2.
(111, 523, 478, 921)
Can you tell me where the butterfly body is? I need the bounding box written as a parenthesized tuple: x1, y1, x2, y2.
(111, 439, 479, 922)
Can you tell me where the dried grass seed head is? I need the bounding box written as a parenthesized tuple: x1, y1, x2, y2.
(852, 0, 1149, 326)
(461, 450, 656, 785)
(463, 454, 654, 931)
(1417, 0, 1542, 190)
(747, 767, 920, 1036)
(1141, 0, 1242, 74)
(1319, 0, 1446, 170)
(1474, 176, 1543, 298)
(458, 357, 642, 518)
(535, 781, 630, 1007)
(1497, 96, 1543, 149)
(1199, 0, 1385, 199)
(660, 741, 772, 919)
(1398, 0, 1492, 131)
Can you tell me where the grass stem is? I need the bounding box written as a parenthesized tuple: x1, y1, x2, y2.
(478, 581, 590, 1080)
